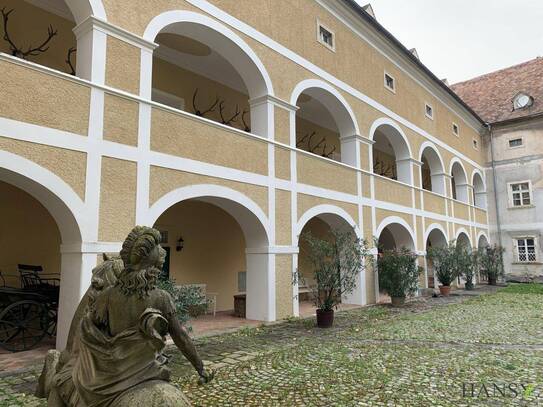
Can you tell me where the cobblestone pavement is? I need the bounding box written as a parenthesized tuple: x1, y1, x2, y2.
(2, 285, 542, 406)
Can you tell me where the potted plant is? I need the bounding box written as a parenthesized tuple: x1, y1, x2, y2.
(157, 277, 208, 328)
(457, 245, 477, 290)
(377, 248, 422, 306)
(296, 228, 369, 328)
(427, 243, 460, 296)
(478, 245, 505, 285)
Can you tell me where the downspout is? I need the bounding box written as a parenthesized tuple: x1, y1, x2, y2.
(488, 123, 503, 247)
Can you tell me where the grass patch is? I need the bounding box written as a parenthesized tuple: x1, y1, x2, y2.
(500, 283, 543, 295)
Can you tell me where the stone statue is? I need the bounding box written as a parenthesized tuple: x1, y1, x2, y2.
(38, 226, 212, 406)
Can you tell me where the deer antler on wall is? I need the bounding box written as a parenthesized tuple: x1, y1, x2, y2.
(241, 109, 251, 133)
(192, 88, 219, 117)
(219, 101, 240, 126)
(1, 7, 58, 59)
(66, 47, 76, 75)
(373, 159, 397, 180)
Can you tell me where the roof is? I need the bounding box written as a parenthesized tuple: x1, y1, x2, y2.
(340, 0, 485, 125)
(451, 57, 543, 124)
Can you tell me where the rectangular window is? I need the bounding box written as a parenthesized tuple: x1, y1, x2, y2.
(473, 139, 479, 150)
(515, 238, 537, 262)
(384, 72, 395, 92)
(237, 271, 247, 293)
(425, 103, 433, 119)
(159, 230, 169, 244)
(509, 138, 523, 148)
(317, 22, 335, 51)
(452, 123, 459, 136)
(509, 182, 532, 207)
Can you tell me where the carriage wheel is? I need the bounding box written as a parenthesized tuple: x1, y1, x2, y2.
(0, 300, 48, 352)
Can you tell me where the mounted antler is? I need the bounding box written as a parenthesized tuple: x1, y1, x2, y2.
(1, 8, 58, 59)
(321, 143, 336, 159)
(297, 131, 317, 149)
(219, 101, 240, 126)
(309, 136, 326, 154)
(66, 47, 76, 75)
(241, 109, 251, 132)
(192, 88, 219, 117)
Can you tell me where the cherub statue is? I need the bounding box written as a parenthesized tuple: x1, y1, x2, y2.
(39, 226, 212, 406)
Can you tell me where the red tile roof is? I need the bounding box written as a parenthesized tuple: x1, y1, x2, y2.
(451, 57, 543, 124)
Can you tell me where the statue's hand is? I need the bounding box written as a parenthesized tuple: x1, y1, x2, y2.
(197, 369, 214, 385)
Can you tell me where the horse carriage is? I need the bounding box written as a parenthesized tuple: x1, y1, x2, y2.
(0, 265, 59, 352)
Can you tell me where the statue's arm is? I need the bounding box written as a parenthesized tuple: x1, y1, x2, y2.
(168, 316, 209, 380)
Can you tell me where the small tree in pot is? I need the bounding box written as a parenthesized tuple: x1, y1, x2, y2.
(457, 245, 477, 290)
(478, 245, 505, 285)
(377, 248, 422, 306)
(427, 243, 460, 296)
(296, 228, 369, 328)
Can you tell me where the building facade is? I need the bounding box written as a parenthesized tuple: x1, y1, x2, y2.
(0, 0, 489, 349)
(453, 57, 543, 283)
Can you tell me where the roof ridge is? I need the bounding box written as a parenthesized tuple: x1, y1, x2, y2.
(453, 56, 543, 87)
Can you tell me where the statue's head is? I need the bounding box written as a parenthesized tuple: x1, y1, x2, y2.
(118, 226, 166, 297)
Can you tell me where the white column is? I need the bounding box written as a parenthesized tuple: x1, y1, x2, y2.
(431, 172, 447, 195)
(455, 182, 470, 203)
(245, 250, 275, 322)
(56, 249, 97, 350)
(73, 17, 107, 84)
(248, 95, 275, 139)
(339, 134, 362, 167)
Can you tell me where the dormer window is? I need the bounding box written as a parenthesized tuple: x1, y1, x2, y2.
(513, 92, 533, 110)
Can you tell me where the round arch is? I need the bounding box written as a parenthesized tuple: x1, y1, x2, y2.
(0, 150, 85, 244)
(455, 228, 472, 248)
(472, 169, 487, 209)
(66, 0, 107, 24)
(369, 118, 413, 184)
(424, 223, 448, 247)
(375, 216, 416, 250)
(147, 184, 270, 248)
(419, 141, 446, 195)
(296, 204, 361, 242)
(450, 158, 469, 203)
(477, 231, 490, 248)
(143, 11, 273, 100)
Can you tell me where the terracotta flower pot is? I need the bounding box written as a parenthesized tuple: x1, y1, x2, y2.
(488, 276, 497, 286)
(391, 296, 405, 307)
(316, 309, 334, 328)
(439, 285, 451, 296)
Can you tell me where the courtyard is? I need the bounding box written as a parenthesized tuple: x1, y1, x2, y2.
(1, 284, 541, 406)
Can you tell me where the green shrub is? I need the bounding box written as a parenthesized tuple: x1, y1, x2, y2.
(427, 243, 460, 287)
(157, 277, 208, 328)
(478, 245, 505, 283)
(377, 248, 422, 298)
(295, 228, 370, 312)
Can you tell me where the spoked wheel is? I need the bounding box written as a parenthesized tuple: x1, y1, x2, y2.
(0, 300, 48, 352)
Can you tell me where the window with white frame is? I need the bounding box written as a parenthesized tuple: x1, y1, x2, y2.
(508, 138, 523, 148)
(317, 22, 335, 51)
(425, 103, 434, 119)
(384, 72, 395, 92)
(509, 181, 532, 207)
(514, 237, 537, 262)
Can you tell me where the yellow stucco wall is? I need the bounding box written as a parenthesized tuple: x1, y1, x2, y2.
(453, 201, 470, 221)
(297, 194, 358, 227)
(0, 137, 87, 199)
(423, 190, 447, 215)
(374, 176, 413, 207)
(275, 254, 293, 319)
(103, 94, 139, 146)
(0, 59, 90, 136)
(105, 37, 140, 95)
(99, 157, 137, 241)
(297, 153, 357, 194)
(275, 146, 290, 180)
(275, 189, 291, 246)
(274, 107, 291, 145)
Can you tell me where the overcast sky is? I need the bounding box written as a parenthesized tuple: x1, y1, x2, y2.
(355, 0, 543, 84)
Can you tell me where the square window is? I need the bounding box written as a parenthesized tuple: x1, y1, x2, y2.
(509, 138, 523, 148)
(425, 104, 433, 119)
(509, 182, 532, 207)
(452, 123, 459, 136)
(317, 22, 335, 51)
(384, 73, 395, 92)
(515, 238, 537, 262)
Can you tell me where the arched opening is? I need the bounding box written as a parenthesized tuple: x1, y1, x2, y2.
(147, 12, 272, 138)
(420, 144, 446, 194)
(296, 208, 363, 316)
(150, 190, 272, 333)
(478, 233, 489, 249)
(425, 226, 448, 288)
(472, 171, 486, 209)
(456, 231, 471, 249)
(0, 0, 104, 77)
(0, 159, 86, 351)
(292, 83, 358, 165)
(451, 160, 469, 202)
(376, 220, 416, 302)
(371, 121, 412, 184)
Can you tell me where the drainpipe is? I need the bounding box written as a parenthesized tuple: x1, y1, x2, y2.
(488, 123, 503, 248)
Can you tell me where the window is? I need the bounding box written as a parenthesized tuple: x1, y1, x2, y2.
(509, 181, 532, 207)
(159, 230, 169, 244)
(425, 103, 433, 119)
(452, 123, 459, 136)
(472, 139, 479, 150)
(513, 93, 533, 110)
(237, 271, 247, 293)
(509, 138, 523, 148)
(515, 237, 537, 262)
(317, 22, 335, 51)
(384, 72, 395, 92)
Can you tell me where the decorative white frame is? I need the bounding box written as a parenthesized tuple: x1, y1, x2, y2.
(507, 180, 533, 208)
(384, 71, 396, 93)
(512, 236, 538, 263)
(316, 19, 336, 52)
(424, 103, 434, 120)
(507, 137, 524, 150)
